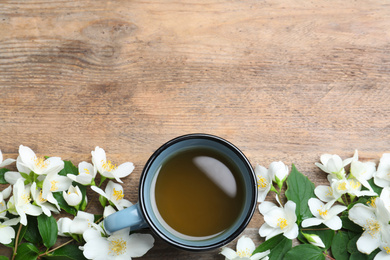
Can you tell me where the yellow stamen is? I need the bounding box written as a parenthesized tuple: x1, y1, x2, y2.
(82, 168, 90, 175)
(337, 182, 347, 191)
(109, 238, 127, 256)
(257, 175, 268, 189)
(367, 197, 377, 208)
(113, 188, 124, 201)
(364, 219, 380, 237)
(349, 179, 361, 190)
(21, 193, 31, 204)
(325, 187, 333, 197)
(50, 180, 59, 191)
(102, 160, 117, 172)
(384, 246, 390, 254)
(34, 156, 48, 169)
(38, 190, 47, 203)
(237, 248, 251, 257)
(318, 208, 328, 217)
(277, 218, 288, 230)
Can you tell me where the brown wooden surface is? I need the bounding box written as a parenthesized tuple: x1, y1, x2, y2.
(1, 0, 390, 258)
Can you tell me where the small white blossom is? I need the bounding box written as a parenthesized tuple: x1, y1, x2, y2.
(0, 149, 16, 168)
(269, 161, 289, 189)
(70, 211, 95, 235)
(302, 233, 326, 248)
(81, 227, 154, 260)
(255, 165, 273, 202)
(0, 186, 12, 219)
(30, 182, 59, 217)
(315, 151, 357, 180)
(349, 198, 390, 254)
(350, 154, 376, 192)
(67, 162, 97, 185)
(63, 185, 83, 207)
(259, 197, 298, 240)
(91, 181, 132, 210)
(16, 145, 64, 176)
(302, 198, 346, 230)
(220, 236, 270, 260)
(91, 147, 134, 183)
(7, 179, 42, 225)
(42, 170, 72, 200)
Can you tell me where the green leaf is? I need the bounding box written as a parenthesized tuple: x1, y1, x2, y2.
(37, 214, 58, 249)
(52, 192, 77, 216)
(43, 244, 87, 260)
(349, 249, 380, 260)
(58, 161, 78, 177)
(341, 211, 363, 233)
(253, 234, 292, 260)
(15, 243, 39, 260)
(300, 224, 335, 250)
(285, 164, 316, 223)
(347, 233, 360, 254)
(0, 256, 9, 260)
(0, 168, 10, 184)
(284, 244, 325, 260)
(24, 216, 42, 245)
(331, 231, 350, 260)
(366, 179, 382, 196)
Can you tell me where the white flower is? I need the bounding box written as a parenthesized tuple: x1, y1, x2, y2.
(16, 145, 64, 175)
(4, 171, 24, 185)
(302, 233, 326, 248)
(30, 182, 59, 217)
(314, 184, 338, 203)
(63, 185, 83, 206)
(42, 170, 72, 199)
(57, 217, 73, 237)
(255, 165, 273, 202)
(302, 199, 346, 230)
(259, 198, 298, 240)
(0, 149, 16, 168)
(220, 236, 270, 260)
(269, 161, 288, 189)
(67, 162, 97, 185)
(315, 151, 356, 179)
(350, 156, 376, 192)
(91, 147, 134, 183)
(347, 178, 377, 197)
(374, 153, 390, 188)
(348, 198, 390, 254)
(91, 181, 132, 210)
(0, 217, 20, 244)
(81, 227, 154, 260)
(70, 211, 95, 235)
(7, 179, 42, 225)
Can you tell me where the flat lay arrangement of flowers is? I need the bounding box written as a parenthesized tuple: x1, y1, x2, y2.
(1, 146, 390, 260)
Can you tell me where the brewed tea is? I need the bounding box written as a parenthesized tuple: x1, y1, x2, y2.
(154, 147, 245, 238)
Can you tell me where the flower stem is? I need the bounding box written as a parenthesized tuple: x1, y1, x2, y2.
(12, 224, 23, 260)
(38, 238, 74, 258)
(324, 253, 336, 260)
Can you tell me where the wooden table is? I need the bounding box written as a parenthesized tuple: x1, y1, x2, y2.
(1, 0, 389, 259)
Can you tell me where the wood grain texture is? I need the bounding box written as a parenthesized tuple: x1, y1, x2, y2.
(1, 0, 390, 258)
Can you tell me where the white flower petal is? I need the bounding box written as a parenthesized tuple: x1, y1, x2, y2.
(323, 216, 342, 230)
(302, 218, 324, 228)
(356, 231, 381, 254)
(126, 233, 154, 257)
(83, 237, 110, 259)
(284, 223, 299, 240)
(0, 226, 15, 244)
(0, 158, 16, 168)
(4, 171, 23, 185)
(91, 185, 108, 199)
(251, 250, 270, 260)
(220, 247, 238, 259)
(113, 162, 134, 178)
(259, 201, 277, 215)
(1, 186, 12, 199)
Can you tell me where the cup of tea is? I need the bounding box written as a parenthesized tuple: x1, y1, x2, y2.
(104, 133, 257, 251)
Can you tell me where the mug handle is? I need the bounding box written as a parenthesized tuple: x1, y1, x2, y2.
(103, 202, 148, 234)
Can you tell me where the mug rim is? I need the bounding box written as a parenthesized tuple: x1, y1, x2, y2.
(139, 133, 257, 251)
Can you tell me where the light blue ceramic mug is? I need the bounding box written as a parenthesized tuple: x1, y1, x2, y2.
(104, 134, 257, 251)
